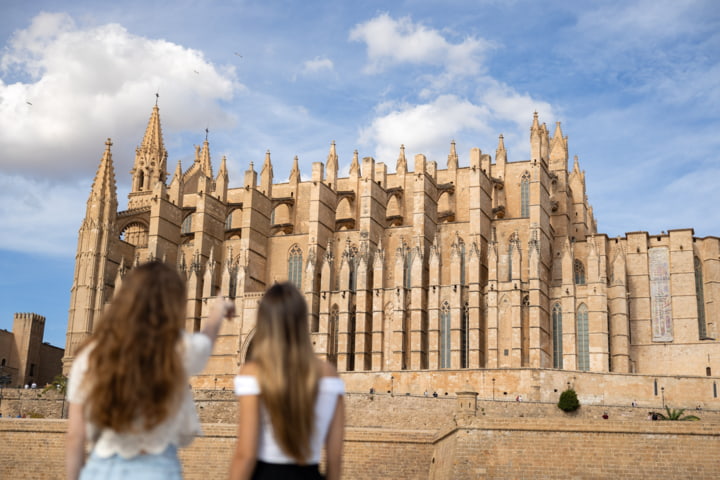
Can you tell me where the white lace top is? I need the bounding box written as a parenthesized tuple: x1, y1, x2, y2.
(67, 332, 212, 459)
(234, 375, 344, 464)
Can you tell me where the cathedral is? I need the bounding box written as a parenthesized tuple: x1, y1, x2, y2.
(63, 104, 720, 400)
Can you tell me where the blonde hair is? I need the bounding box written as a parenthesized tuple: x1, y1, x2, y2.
(84, 261, 187, 432)
(251, 282, 319, 463)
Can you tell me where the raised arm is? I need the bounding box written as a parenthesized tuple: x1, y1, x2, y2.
(203, 296, 235, 344)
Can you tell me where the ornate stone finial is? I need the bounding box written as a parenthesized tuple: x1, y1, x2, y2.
(397, 144, 407, 174)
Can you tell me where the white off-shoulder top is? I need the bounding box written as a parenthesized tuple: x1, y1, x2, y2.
(234, 375, 344, 464)
(67, 332, 212, 459)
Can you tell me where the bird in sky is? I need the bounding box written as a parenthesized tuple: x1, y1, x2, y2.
(234, 52, 243, 57)
(26, 101, 32, 105)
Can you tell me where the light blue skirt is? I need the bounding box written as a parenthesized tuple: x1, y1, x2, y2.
(80, 444, 182, 480)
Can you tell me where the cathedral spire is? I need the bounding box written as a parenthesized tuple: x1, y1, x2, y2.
(87, 138, 118, 218)
(549, 121, 568, 171)
(495, 134, 507, 167)
(326, 141, 338, 189)
(448, 140, 458, 169)
(349, 149, 360, 177)
(397, 144, 407, 174)
(289, 155, 300, 183)
(131, 104, 168, 193)
(199, 137, 213, 178)
(260, 150, 273, 196)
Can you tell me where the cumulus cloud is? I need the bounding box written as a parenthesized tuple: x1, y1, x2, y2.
(359, 95, 491, 166)
(0, 12, 241, 178)
(302, 56, 334, 74)
(349, 13, 492, 77)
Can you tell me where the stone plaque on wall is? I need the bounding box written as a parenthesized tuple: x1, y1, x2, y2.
(649, 247, 673, 341)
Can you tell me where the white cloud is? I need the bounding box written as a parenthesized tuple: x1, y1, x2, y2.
(302, 56, 334, 74)
(0, 12, 242, 178)
(349, 13, 492, 77)
(358, 95, 491, 166)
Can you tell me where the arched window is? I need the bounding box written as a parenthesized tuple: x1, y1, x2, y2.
(521, 172, 530, 218)
(440, 302, 451, 368)
(181, 214, 193, 235)
(695, 257, 708, 339)
(225, 213, 232, 231)
(552, 303, 563, 369)
(288, 244, 303, 289)
(577, 303, 589, 371)
(458, 238, 466, 286)
(574, 260, 586, 285)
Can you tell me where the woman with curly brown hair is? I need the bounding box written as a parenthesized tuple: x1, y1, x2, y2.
(65, 261, 234, 480)
(229, 282, 345, 480)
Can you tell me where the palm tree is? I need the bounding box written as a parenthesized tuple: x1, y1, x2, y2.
(655, 406, 700, 421)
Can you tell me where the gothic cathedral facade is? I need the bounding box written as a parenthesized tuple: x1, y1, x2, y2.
(64, 105, 720, 389)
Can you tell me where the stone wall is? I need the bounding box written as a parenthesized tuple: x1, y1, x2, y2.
(2, 415, 719, 479)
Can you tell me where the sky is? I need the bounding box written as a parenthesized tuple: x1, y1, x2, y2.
(1, 0, 718, 348)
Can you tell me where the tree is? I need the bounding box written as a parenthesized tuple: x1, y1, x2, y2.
(558, 388, 580, 412)
(655, 406, 700, 421)
(42, 374, 68, 395)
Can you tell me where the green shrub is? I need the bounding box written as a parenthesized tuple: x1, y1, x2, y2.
(558, 388, 580, 412)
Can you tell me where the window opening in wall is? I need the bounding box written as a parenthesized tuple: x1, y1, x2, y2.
(329, 306, 339, 366)
(29, 363, 35, 377)
(347, 306, 356, 371)
(707, 367, 712, 377)
(440, 302, 451, 368)
(552, 303, 563, 369)
(574, 260, 585, 285)
(654, 379, 658, 396)
(714, 382, 717, 398)
(695, 257, 708, 339)
(225, 213, 232, 230)
(460, 302, 469, 368)
(521, 172, 530, 218)
(288, 244, 303, 289)
(576, 304, 589, 371)
(1, 358, 5, 366)
(181, 214, 193, 235)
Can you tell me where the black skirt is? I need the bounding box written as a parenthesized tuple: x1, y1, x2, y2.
(251, 460, 325, 480)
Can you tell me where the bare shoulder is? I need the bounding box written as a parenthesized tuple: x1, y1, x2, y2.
(239, 361, 259, 376)
(317, 359, 339, 378)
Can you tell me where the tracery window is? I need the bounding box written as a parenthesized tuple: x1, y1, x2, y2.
(577, 303, 589, 371)
(440, 302, 451, 368)
(288, 244, 303, 289)
(552, 303, 563, 369)
(521, 172, 530, 218)
(574, 260, 586, 285)
(695, 256, 708, 339)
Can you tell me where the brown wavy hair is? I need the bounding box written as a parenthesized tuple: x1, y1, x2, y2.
(251, 282, 320, 463)
(84, 261, 187, 432)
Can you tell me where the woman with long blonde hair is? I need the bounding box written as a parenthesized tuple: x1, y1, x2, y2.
(229, 282, 344, 480)
(65, 261, 234, 479)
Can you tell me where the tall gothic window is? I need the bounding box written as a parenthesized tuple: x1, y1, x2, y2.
(577, 303, 589, 371)
(695, 257, 708, 339)
(461, 302, 469, 368)
(288, 244, 303, 289)
(574, 260, 586, 285)
(521, 172, 530, 218)
(225, 213, 232, 231)
(181, 214, 193, 235)
(329, 305, 339, 366)
(440, 302, 451, 368)
(552, 303, 563, 369)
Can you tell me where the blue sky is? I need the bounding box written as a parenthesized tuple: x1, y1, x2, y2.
(1, 0, 719, 348)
